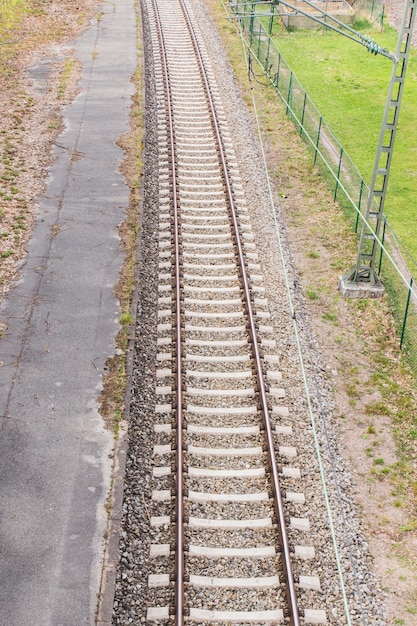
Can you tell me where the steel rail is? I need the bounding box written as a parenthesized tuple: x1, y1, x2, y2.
(149, 1, 185, 624)
(177, 2, 301, 625)
(153, 0, 301, 622)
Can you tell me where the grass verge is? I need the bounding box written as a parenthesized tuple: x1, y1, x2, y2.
(209, 1, 417, 623)
(98, 0, 142, 437)
(268, 19, 417, 256)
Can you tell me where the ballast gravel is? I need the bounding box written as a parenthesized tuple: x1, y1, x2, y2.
(112, 0, 389, 624)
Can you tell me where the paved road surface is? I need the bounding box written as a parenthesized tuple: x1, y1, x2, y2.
(0, 1, 136, 623)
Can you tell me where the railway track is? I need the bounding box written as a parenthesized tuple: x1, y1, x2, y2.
(142, 0, 334, 623)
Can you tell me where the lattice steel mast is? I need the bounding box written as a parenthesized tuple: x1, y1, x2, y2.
(344, 0, 417, 286)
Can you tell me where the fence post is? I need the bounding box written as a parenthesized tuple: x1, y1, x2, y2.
(242, 0, 248, 35)
(269, 1, 274, 35)
(355, 179, 364, 233)
(314, 116, 322, 165)
(400, 277, 414, 349)
(286, 72, 293, 117)
(265, 38, 271, 72)
(299, 92, 307, 137)
(275, 53, 281, 88)
(265, 0, 274, 69)
(249, 2, 255, 47)
(257, 21, 262, 59)
(334, 147, 344, 201)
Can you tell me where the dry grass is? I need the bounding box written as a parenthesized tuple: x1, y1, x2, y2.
(0, 0, 27, 36)
(98, 3, 143, 434)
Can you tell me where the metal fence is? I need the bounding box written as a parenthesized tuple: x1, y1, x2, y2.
(350, 0, 386, 29)
(227, 1, 417, 378)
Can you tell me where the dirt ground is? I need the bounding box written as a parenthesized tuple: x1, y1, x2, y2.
(1, 1, 416, 624)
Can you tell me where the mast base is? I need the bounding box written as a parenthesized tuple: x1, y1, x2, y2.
(339, 270, 385, 299)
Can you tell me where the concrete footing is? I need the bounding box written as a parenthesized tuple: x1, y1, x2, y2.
(339, 275, 385, 299)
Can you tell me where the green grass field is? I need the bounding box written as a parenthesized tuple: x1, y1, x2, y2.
(269, 19, 417, 256)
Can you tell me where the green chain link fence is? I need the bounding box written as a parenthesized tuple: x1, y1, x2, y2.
(227, 0, 417, 378)
(350, 0, 386, 29)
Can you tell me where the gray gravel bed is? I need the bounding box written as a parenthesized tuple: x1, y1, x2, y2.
(186, 556, 280, 579)
(112, 0, 389, 624)
(185, 433, 261, 447)
(184, 413, 261, 428)
(185, 586, 285, 611)
(184, 527, 278, 547)
(187, 501, 274, 520)
(184, 453, 267, 471)
(187, 476, 268, 493)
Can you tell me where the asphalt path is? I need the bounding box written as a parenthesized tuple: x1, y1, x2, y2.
(0, 1, 136, 623)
